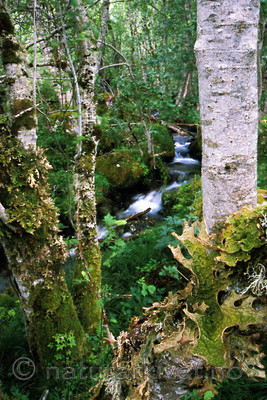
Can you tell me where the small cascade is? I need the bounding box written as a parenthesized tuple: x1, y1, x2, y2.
(171, 135, 199, 165)
(119, 135, 200, 218)
(97, 226, 108, 240)
(97, 134, 200, 238)
(121, 190, 163, 218)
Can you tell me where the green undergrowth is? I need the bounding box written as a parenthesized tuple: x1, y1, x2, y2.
(100, 211, 199, 336)
(180, 367, 267, 400)
(162, 175, 202, 218)
(0, 292, 112, 399)
(0, 295, 29, 379)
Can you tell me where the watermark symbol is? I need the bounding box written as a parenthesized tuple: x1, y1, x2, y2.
(12, 358, 243, 382)
(12, 357, 36, 381)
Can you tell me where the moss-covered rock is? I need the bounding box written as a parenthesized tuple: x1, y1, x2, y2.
(162, 176, 202, 218)
(152, 124, 175, 161)
(96, 150, 149, 190)
(188, 129, 202, 161)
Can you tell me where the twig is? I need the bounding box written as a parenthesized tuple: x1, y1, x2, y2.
(99, 62, 131, 71)
(14, 105, 39, 119)
(98, 40, 134, 78)
(26, 27, 64, 49)
(125, 208, 151, 222)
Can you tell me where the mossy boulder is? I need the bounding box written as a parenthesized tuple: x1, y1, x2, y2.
(162, 176, 202, 218)
(189, 130, 202, 161)
(152, 124, 175, 160)
(96, 150, 149, 190)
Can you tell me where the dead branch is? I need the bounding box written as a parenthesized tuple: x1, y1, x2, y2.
(125, 208, 151, 222)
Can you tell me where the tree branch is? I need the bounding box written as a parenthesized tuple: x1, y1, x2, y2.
(25, 26, 64, 49)
(98, 40, 134, 77)
(99, 62, 131, 71)
(14, 105, 39, 119)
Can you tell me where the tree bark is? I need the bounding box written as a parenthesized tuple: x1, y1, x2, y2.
(0, 1, 85, 365)
(195, 0, 259, 232)
(72, 0, 102, 334)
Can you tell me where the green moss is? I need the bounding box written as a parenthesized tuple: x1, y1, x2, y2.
(0, 130, 85, 366)
(1, 35, 21, 64)
(153, 124, 175, 160)
(168, 205, 267, 369)
(0, 114, 7, 124)
(162, 176, 202, 218)
(73, 221, 102, 333)
(0, 8, 15, 34)
(215, 206, 267, 266)
(96, 150, 149, 189)
(154, 156, 171, 185)
(29, 281, 85, 364)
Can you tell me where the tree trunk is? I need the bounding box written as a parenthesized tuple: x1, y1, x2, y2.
(96, 0, 110, 73)
(195, 0, 259, 232)
(72, 0, 102, 334)
(0, 1, 85, 365)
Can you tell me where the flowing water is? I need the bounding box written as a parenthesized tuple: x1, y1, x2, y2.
(118, 135, 200, 219)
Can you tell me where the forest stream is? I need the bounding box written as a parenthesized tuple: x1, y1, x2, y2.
(98, 134, 200, 239)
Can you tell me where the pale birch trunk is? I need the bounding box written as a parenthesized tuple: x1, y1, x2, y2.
(195, 0, 259, 232)
(0, 1, 84, 365)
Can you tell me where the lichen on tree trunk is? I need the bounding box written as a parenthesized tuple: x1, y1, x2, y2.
(71, 0, 102, 333)
(0, 2, 85, 365)
(194, 0, 259, 233)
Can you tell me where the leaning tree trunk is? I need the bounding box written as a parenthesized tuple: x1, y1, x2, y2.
(195, 0, 259, 233)
(0, 2, 85, 366)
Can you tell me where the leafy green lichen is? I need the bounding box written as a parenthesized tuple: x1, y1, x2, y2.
(169, 207, 267, 371)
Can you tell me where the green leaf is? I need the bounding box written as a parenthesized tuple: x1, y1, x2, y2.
(204, 391, 215, 400)
(81, 271, 90, 282)
(147, 285, 156, 295)
(114, 219, 127, 226)
(103, 213, 116, 227)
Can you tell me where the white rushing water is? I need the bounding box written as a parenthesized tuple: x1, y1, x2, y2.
(121, 190, 163, 217)
(119, 134, 200, 218)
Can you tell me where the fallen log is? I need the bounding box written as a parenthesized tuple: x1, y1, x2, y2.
(125, 207, 151, 222)
(160, 120, 195, 136)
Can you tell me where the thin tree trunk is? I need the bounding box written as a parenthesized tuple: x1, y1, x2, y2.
(96, 0, 110, 73)
(195, 0, 259, 232)
(176, 71, 191, 107)
(72, 0, 102, 334)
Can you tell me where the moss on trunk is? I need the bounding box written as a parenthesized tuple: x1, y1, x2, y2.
(0, 4, 85, 366)
(72, 0, 103, 334)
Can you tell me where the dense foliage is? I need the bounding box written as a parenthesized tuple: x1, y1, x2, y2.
(0, 0, 267, 399)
